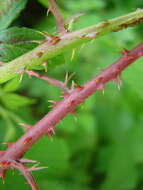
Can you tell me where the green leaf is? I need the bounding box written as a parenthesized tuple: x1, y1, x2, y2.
(0, 0, 28, 30)
(3, 77, 20, 92)
(0, 27, 44, 62)
(0, 43, 37, 62)
(1, 93, 35, 110)
(0, 27, 44, 43)
(37, 0, 48, 7)
(3, 119, 16, 141)
(0, 106, 16, 141)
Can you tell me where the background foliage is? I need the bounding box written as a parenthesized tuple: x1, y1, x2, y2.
(0, 0, 143, 190)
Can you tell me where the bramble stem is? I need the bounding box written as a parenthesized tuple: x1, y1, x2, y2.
(0, 42, 143, 162)
(0, 9, 143, 83)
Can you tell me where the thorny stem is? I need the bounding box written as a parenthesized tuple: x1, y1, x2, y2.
(26, 70, 70, 93)
(0, 42, 143, 166)
(0, 9, 143, 83)
(48, 0, 66, 34)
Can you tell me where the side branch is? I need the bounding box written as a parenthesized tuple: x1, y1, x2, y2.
(26, 70, 70, 93)
(0, 42, 143, 163)
(0, 9, 143, 83)
(48, 0, 66, 34)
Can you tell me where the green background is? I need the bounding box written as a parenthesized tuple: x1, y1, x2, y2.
(0, 0, 143, 190)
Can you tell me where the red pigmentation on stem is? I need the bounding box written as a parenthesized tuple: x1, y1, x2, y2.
(0, 42, 143, 190)
(23, 137, 33, 145)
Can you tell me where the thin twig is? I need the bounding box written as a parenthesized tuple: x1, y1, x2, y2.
(26, 70, 70, 93)
(48, 0, 66, 34)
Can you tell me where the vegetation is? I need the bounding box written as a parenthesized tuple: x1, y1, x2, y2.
(0, 0, 143, 190)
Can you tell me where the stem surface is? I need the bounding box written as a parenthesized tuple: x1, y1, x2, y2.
(0, 9, 143, 83)
(0, 42, 143, 162)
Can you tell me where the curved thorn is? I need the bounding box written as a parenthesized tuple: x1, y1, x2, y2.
(19, 123, 33, 131)
(0, 170, 6, 184)
(28, 166, 48, 172)
(3, 142, 14, 148)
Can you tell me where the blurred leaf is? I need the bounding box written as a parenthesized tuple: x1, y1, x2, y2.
(73, 14, 101, 30)
(25, 137, 70, 177)
(0, 0, 28, 30)
(1, 93, 35, 110)
(0, 27, 44, 62)
(3, 77, 20, 92)
(64, 0, 105, 12)
(0, 106, 16, 141)
(123, 57, 143, 99)
(40, 180, 91, 190)
(126, 124, 143, 163)
(0, 27, 44, 43)
(100, 142, 138, 190)
(3, 119, 16, 141)
(58, 115, 77, 134)
(83, 95, 96, 112)
(67, 112, 97, 155)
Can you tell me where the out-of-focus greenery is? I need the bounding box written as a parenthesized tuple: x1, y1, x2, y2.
(0, 0, 143, 190)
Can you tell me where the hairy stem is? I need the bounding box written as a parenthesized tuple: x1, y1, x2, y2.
(0, 9, 143, 83)
(0, 42, 143, 162)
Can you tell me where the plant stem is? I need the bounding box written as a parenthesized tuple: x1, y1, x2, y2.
(0, 42, 143, 162)
(26, 70, 69, 92)
(0, 9, 143, 83)
(48, 0, 66, 34)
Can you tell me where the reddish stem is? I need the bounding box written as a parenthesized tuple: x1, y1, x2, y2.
(0, 43, 143, 163)
(26, 70, 70, 93)
(48, 0, 66, 35)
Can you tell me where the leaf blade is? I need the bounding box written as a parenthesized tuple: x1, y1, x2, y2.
(0, 0, 28, 30)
